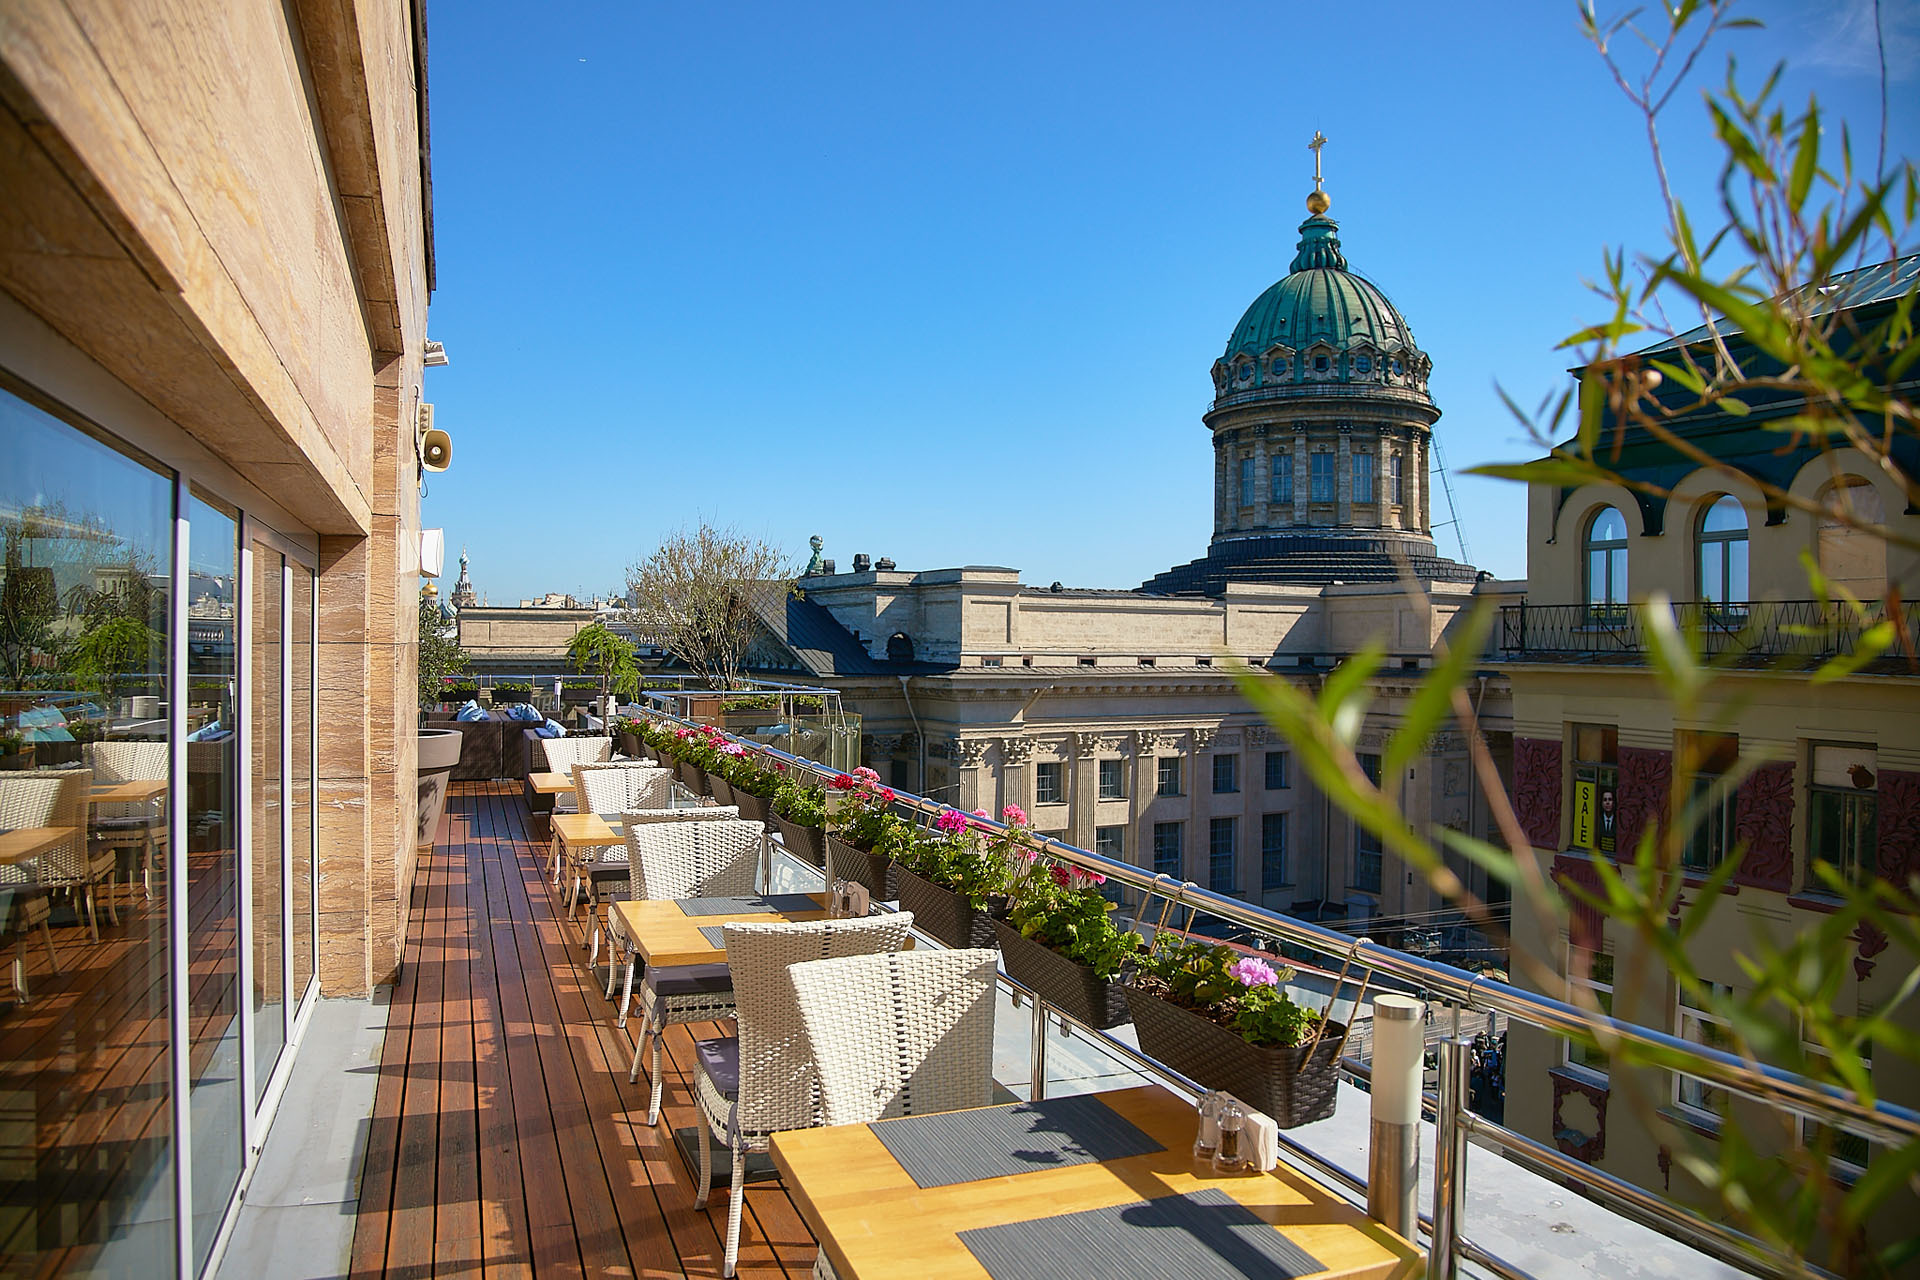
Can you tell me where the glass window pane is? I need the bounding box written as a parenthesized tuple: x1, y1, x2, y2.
(187, 492, 242, 1265)
(251, 543, 286, 1099)
(1700, 547, 1724, 606)
(1702, 495, 1746, 533)
(1726, 538, 1748, 604)
(2, 386, 177, 1273)
(1587, 550, 1607, 605)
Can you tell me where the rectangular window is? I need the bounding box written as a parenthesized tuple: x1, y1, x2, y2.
(1271, 452, 1293, 504)
(1571, 724, 1619, 855)
(1153, 822, 1183, 877)
(1034, 760, 1064, 805)
(1096, 825, 1124, 859)
(1310, 452, 1335, 502)
(1800, 1038, 1874, 1175)
(1389, 452, 1404, 505)
(1212, 753, 1238, 794)
(1097, 757, 1125, 801)
(1354, 751, 1383, 891)
(1563, 950, 1615, 1078)
(1808, 744, 1877, 891)
(1209, 817, 1237, 893)
(1674, 982, 1734, 1120)
(1238, 456, 1255, 506)
(1261, 813, 1289, 889)
(1264, 750, 1289, 790)
(1680, 732, 1739, 873)
(1353, 453, 1375, 504)
(1156, 756, 1182, 797)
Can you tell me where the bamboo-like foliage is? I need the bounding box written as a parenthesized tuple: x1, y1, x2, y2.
(624, 523, 795, 691)
(566, 622, 640, 699)
(416, 596, 469, 707)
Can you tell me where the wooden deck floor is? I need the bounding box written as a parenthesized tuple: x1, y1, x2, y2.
(348, 782, 819, 1279)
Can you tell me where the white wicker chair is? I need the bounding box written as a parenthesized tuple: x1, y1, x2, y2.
(690, 915, 916, 1277)
(788, 947, 1000, 1126)
(562, 764, 673, 916)
(537, 735, 611, 814)
(623, 817, 770, 1125)
(84, 740, 168, 901)
(0, 768, 109, 943)
(597, 803, 738, 988)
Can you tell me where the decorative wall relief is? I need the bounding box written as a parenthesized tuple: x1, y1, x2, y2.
(1616, 746, 1673, 861)
(1732, 761, 1795, 891)
(1876, 769, 1920, 892)
(1550, 1070, 1609, 1165)
(1513, 736, 1562, 850)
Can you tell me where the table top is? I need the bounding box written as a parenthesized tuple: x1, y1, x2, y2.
(529, 771, 573, 795)
(90, 779, 168, 804)
(0, 827, 81, 867)
(771, 1084, 1422, 1280)
(610, 893, 830, 968)
(551, 812, 626, 847)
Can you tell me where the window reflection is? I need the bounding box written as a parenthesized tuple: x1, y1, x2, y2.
(1, 383, 175, 1273)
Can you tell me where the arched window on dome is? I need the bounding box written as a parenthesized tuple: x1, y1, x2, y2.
(1816, 478, 1886, 599)
(1585, 506, 1629, 616)
(1697, 495, 1748, 612)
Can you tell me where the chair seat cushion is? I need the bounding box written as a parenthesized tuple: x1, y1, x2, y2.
(694, 1035, 739, 1098)
(645, 962, 733, 998)
(92, 816, 162, 831)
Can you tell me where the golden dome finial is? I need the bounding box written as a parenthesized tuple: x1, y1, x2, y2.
(1306, 130, 1331, 214)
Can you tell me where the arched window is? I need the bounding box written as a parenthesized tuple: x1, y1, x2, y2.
(1817, 478, 1886, 598)
(886, 632, 915, 663)
(1585, 506, 1629, 614)
(1697, 495, 1748, 609)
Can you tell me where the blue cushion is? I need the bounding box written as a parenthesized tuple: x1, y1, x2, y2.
(693, 1035, 740, 1098)
(534, 718, 566, 739)
(506, 702, 541, 722)
(455, 700, 489, 723)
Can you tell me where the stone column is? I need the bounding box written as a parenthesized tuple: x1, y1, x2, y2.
(1410, 436, 1427, 532)
(999, 736, 1034, 821)
(1189, 727, 1216, 885)
(952, 737, 990, 813)
(1335, 428, 1352, 526)
(1213, 434, 1229, 536)
(1071, 731, 1101, 852)
(1292, 427, 1309, 523)
(1133, 730, 1162, 871)
(1376, 434, 1391, 527)
(1251, 425, 1269, 530)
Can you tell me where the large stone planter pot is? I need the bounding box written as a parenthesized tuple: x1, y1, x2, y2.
(417, 729, 464, 849)
(990, 919, 1131, 1030)
(826, 834, 896, 899)
(771, 813, 826, 869)
(895, 868, 999, 950)
(1126, 989, 1342, 1128)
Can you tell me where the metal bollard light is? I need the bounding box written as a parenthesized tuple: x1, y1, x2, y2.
(1431, 1035, 1472, 1280)
(1367, 994, 1425, 1237)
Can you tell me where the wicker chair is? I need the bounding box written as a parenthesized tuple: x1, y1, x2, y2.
(536, 735, 611, 815)
(597, 803, 739, 989)
(0, 768, 110, 943)
(623, 817, 770, 1125)
(690, 915, 916, 1277)
(84, 740, 168, 901)
(563, 764, 674, 916)
(788, 947, 1000, 1126)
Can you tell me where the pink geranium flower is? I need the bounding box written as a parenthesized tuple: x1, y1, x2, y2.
(852, 766, 881, 785)
(1229, 956, 1281, 988)
(934, 809, 969, 835)
(1001, 804, 1028, 826)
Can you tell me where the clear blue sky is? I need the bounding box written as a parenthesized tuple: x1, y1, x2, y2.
(420, 0, 1917, 603)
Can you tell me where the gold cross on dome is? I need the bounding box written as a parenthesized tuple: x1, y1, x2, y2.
(1308, 131, 1328, 188)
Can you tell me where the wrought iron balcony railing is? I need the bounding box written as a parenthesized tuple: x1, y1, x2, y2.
(1495, 598, 1920, 665)
(637, 705, 1920, 1280)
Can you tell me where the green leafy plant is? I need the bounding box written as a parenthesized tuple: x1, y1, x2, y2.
(492, 681, 533, 701)
(772, 777, 826, 828)
(1132, 940, 1319, 1049)
(417, 597, 470, 707)
(0, 731, 24, 756)
(1005, 866, 1142, 980)
(565, 621, 640, 702)
(897, 809, 1017, 908)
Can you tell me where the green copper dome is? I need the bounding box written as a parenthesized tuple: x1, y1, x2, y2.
(1223, 214, 1419, 361)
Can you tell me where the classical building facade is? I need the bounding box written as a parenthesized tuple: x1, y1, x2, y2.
(1499, 256, 1919, 1255)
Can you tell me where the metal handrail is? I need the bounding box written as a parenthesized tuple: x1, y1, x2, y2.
(644, 706, 1913, 1278)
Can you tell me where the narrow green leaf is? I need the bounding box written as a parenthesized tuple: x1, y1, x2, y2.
(1811, 620, 1893, 684)
(1787, 100, 1820, 211)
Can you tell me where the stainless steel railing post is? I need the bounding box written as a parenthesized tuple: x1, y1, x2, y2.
(1367, 994, 1424, 1237)
(1030, 994, 1048, 1101)
(1432, 1036, 1472, 1280)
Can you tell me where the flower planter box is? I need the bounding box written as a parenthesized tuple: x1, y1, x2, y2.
(991, 918, 1130, 1030)
(1126, 989, 1342, 1128)
(826, 834, 896, 899)
(771, 813, 826, 869)
(730, 789, 771, 826)
(896, 868, 999, 951)
(710, 775, 735, 807)
(619, 731, 640, 758)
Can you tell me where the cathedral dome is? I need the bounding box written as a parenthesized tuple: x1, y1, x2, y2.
(1211, 212, 1431, 403)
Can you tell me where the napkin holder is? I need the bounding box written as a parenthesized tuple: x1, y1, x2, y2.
(1210, 1091, 1279, 1172)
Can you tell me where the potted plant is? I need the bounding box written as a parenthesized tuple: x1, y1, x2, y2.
(717, 746, 782, 824)
(989, 814, 1141, 1029)
(492, 680, 534, 704)
(565, 623, 640, 722)
(443, 680, 480, 705)
(1126, 940, 1343, 1128)
(770, 775, 827, 869)
(824, 767, 901, 896)
(613, 716, 644, 758)
(893, 808, 1010, 950)
(0, 730, 29, 771)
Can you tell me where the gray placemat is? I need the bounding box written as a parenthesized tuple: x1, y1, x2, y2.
(959, 1188, 1326, 1280)
(696, 924, 730, 949)
(676, 894, 818, 917)
(867, 1094, 1163, 1189)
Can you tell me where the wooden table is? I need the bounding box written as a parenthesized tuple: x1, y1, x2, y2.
(772, 1084, 1423, 1280)
(89, 779, 168, 805)
(609, 892, 830, 969)
(529, 770, 573, 796)
(0, 827, 80, 867)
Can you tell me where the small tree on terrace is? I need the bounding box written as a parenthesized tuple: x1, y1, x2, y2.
(416, 595, 469, 708)
(566, 621, 640, 712)
(625, 523, 795, 691)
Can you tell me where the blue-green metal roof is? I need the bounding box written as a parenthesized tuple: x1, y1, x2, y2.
(1224, 214, 1418, 360)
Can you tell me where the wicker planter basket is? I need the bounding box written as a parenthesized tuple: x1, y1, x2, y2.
(1126, 990, 1342, 1128)
(730, 788, 771, 826)
(990, 919, 1130, 1030)
(771, 813, 826, 869)
(895, 869, 999, 951)
(826, 834, 896, 899)
(619, 731, 641, 758)
(710, 774, 735, 807)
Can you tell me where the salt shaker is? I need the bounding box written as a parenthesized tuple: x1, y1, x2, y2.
(1212, 1099, 1250, 1173)
(1192, 1091, 1223, 1163)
